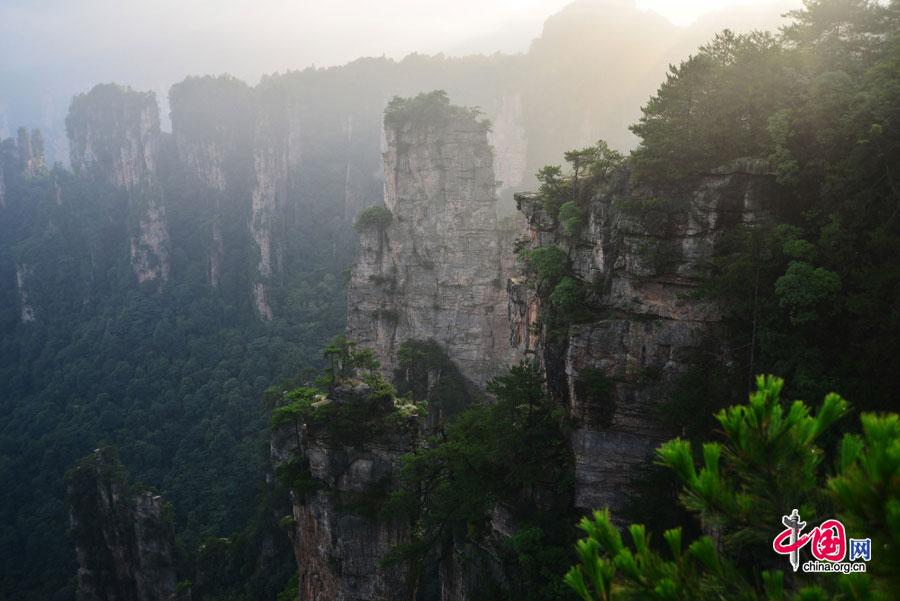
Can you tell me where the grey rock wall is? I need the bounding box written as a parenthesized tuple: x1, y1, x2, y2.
(270, 383, 417, 601)
(67, 448, 177, 601)
(67, 85, 170, 283)
(512, 160, 777, 514)
(348, 97, 522, 387)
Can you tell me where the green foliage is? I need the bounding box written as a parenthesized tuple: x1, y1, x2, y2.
(322, 335, 381, 385)
(353, 204, 393, 233)
(270, 337, 423, 448)
(521, 246, 569, 291)
(566, 141, 624, 188)
(829, 414, 900, 594)
(0, 120, 348, 598)
(661, 375, 848, 546)
(507, 524, 574, 601)
(566, 375, 899, 600)
(270, 387, 320, 428)
(549, 276, 584, 314)
(275, 575, 298, 601)
(558, 202, 582, 237)
(630, 30, 789, 182)
(774, 261, 842, 325)
(632, 0, 900, 409)
(538, 165, 566, 218)
(383, 90, 486, 131)
(391, 362, 574, 599)
(538, 141, 623, 219)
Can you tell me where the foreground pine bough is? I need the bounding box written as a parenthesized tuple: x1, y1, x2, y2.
(566, 375, 900, 601)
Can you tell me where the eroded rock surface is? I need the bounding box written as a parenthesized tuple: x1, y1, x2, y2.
(270, 382, 417, 601)
(15, 263, 35, 323)
(348, 95, 521, 387)
(67, 448, 177, 601)
(511, 160, 777, 513)
(67, 84, 170, 283)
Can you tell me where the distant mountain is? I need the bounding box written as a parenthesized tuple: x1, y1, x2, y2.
(0, 0, 799, 166)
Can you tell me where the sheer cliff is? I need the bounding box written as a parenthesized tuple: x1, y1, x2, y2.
(510, 159, 780, 514)
(66, 84, 170, 284)
(347, 92, 521, 387)
(345, 96, 782, 522)
(169, 75, 256, 291)
(270, 380, 419, 601)
(331, 90, 783, 596)
(67, 448, 177, 601)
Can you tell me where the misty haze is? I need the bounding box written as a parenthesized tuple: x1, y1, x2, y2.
(0, 1, 897, 601)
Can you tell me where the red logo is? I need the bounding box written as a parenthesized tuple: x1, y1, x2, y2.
(773, 509, 847, 570)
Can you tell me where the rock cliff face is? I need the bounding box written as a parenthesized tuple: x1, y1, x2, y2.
(15, 127, 45, 178)
(15, 263, 35, 323)
(170, 76, 256, 289)
(67, 85, 160, 190)
(244, 76, 388, 320)
(67, 84, 170, 283)
(348, 94, 521, 387)
(488, 94, 528, 204)
(248, 105, 296, 319)
(0, 127, 46, 207)
(270, 382, 417, 601)
(67, 448, 177, 601)
(511, 160, 777, 514)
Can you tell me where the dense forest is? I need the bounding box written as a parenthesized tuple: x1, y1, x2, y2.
(0, 1, 898, 600)
(0, 146, 345, 598)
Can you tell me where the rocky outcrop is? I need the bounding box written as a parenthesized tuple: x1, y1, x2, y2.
(67, 85, 160, 190)
(511, 160, 778, 514)
(67, 84, 170, 283)
(15, 127, 45, 178)
(67, 447, 177, 601)
(170, 76, 256, 288)
(129, 199, 170, 284)
(348, 93, 521, 387)
(15, 263, 35, 323)
(0, 128, 47, 207)
(248, 109, 291, 319)
(270, 382, 417, 601)
(488, 94, 528, 204)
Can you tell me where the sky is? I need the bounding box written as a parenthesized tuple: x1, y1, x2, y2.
(0, 0, 798, 154)
(636, 0, 786, 25)
(0, 0, 794, 85)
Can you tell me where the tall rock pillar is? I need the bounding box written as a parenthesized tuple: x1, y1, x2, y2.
(67, 448, 177, 601)
(348, 91, 521, 387)
(67, 84, 170, 283)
